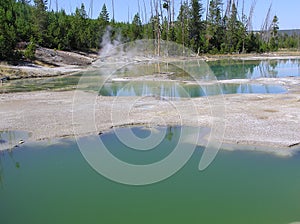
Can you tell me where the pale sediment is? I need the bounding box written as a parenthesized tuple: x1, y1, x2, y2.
(0, 83, 300, 154)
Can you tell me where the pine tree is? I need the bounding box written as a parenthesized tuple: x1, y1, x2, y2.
(15, 0, 33, 43)
(206, 0, 224, 53)
(176, 1, 190, 49)
(270, 15, 279, 51)
(99, 4, 109, 25)
(33, 0, 48, 45)
(0, 0, 17, 59)
(131, 13, 143, 40)
(189, 0, 204, 54)
(224, 2, 245, 53)
(70, 3, 89, 50)
(24, 36, 36, 60)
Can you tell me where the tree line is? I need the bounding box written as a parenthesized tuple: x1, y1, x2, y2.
(0, 0, 299, 61)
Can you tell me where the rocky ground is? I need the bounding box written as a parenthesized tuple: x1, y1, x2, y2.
(0, 78, 300, 156)
(0, 47, 98, 80)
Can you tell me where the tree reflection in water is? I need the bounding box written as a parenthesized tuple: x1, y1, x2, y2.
(0, 131, 27, 186)
(165, 127, 174, 142)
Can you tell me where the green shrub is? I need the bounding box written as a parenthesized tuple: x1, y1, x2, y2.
(24, 38, 36, 60)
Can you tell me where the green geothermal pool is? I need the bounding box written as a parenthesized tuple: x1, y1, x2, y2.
(99, 82, 286, 97)
(1, 59, 298, 94)
(1, 127, 300, 224)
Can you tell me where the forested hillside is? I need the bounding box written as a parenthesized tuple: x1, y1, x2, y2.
(0, 0, 299, 61)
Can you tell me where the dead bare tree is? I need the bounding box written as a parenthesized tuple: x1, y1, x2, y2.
(159, 0, 163, 23)
(143, 0, 147, 23)
(246, 0, 257, 32)
(225, 0, 233, 18)
(150, 0, 154, 38)
(150, 0, 154, 20)
(88, 0, 93, 18)
(163, 0, 171, 37)
(112, 0, 115, 22)
(172, 0, 175, 26)
(155, 0, 161, 56)
(168, 0, 171, 29)
(138, 0, 141, 18)
(205, 0, 209, 22)
(235, 0, 243, 22)
(127, 5, 130, 23)
(181, 0, 185, 53)
(242, 0, 245, 22)
(137, 0, 144, 23)
(241, 0, 245, 53)
(261, 3, 273, 42)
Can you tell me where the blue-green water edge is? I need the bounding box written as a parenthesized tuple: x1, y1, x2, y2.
(1, 127, 300, 224)
(0, 59, 298, 94)
(99, 82, 286, 97)
(0, 59, 299, 223)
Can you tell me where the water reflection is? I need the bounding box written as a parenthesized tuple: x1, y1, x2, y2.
(207, 59, 300, 79)
(0, 153, 3, 187)
(0, 75, 81, 93)
(99, 81, 201, 99)
(99, 81, 286, 98)
(1, 127, 300, 223)
(100, 127, 182, 165)
(165, 127, 175, 141)
(0, 131, 31, 151)
(0, 59, 299, 93)
(0, 131, 28, 187)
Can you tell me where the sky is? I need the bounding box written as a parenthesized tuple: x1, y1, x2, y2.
(48, 0, 300, 30)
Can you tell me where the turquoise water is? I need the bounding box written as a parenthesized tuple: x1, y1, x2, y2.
(0, 59, 298, 94)
(207, 59, 300, 79)
(99, 81, 286, 98)
(1, 127, 300, 224)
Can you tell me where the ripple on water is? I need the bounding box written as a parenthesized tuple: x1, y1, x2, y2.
(0, 131, 31, 151)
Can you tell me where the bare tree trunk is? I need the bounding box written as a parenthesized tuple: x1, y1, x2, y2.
(150, 0, 154, 40)
(127, 5, 130, 23)
(169, 0, 171, 28)
(206, 0, 209, 22)
(155, 0, 161, 56)
(166, 0, 170, 39)
(159, 0, 163, 23)
(225, 0, 232, 18)
(172, 0, 175, 26)
(150, 0, 153, 18)
(88, 0, 93, 18)
(181, 0, 185, 54)
(261, 3, 272, 43)
(138, 0, 141, 17)
(143, 0, 147, 23)
(112, 0, 115, 22)
(242, 0, 245, 53)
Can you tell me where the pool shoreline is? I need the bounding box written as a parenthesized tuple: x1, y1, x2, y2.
(1, 52, 300, 81)
(1, 85, 300, 154)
